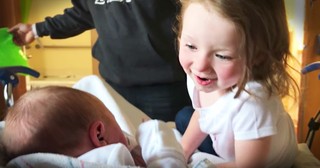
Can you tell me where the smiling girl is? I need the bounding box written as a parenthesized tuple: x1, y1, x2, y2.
(175, 0, 299, 167)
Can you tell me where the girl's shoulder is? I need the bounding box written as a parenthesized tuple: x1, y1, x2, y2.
(233, 81, 282, 113)
(234, 81, 270, 99)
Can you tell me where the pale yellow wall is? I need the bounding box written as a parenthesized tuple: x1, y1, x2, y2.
(284, 0, 305, 128)
(26, 0, 92, 83)
(285, 0, 305, 57)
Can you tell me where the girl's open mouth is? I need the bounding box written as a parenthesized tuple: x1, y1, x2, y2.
(196, 76, 214, 86)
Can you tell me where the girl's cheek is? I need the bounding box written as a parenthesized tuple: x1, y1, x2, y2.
(179, 58, 187, 71)
(179, 55, 192, 71)
(179, 51, 188, 66)
(216, 64, 241, 80)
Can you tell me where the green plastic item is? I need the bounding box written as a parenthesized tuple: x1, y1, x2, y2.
(0, 27, 29, 68)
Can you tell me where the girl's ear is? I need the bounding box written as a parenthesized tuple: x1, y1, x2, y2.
(89, 121, 108, 147)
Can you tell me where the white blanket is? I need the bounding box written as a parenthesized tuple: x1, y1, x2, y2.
(72, 75, 151, 136)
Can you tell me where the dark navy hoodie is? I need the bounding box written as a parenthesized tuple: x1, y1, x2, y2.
(35, 0, 185, 86)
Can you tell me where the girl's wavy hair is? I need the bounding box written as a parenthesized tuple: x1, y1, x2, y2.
(175, 0, 299, 99)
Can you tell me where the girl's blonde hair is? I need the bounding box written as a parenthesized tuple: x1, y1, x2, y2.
(176, 0, 299, 98)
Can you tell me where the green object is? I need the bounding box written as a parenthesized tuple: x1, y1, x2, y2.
(0, 27, 29, 68)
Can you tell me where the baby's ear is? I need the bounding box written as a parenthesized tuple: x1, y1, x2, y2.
(89, 121, 108, 147)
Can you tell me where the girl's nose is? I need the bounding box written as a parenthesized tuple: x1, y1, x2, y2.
(192, 53, 212, 73)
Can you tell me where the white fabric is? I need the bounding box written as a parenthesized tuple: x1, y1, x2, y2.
(78, 143, 135, 166)
(188, 79, 298, 167)
(72, 75, 150, 136)
(123, 131, 139, 151)
(31, 24, 39, 38)
(137, 120, 187, 168)
(7, 153, 133, 168)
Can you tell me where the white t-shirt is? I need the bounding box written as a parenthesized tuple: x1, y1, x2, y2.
(188, 78, 298, 167)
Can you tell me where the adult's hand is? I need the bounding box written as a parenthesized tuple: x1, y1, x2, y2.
(9, 23, 35, 46)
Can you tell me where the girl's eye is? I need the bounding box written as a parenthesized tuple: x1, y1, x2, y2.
(215, 54, 232, 61)
(185, 43, 197, 50)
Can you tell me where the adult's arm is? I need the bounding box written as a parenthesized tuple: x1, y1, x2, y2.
(35, 0, 94, 39)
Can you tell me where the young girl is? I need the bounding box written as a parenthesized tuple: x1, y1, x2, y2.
(176, 0, 299, 167)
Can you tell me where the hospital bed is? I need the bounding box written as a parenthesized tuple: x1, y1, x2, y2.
(0, 73, 320, 167)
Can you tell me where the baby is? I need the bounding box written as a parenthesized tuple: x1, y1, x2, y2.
(1, 86, 186, 167)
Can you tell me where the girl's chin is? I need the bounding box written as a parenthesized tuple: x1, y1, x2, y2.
(195, 85, 216, 93)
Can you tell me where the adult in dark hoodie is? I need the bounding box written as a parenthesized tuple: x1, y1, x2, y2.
(9, 0, 191, 121)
